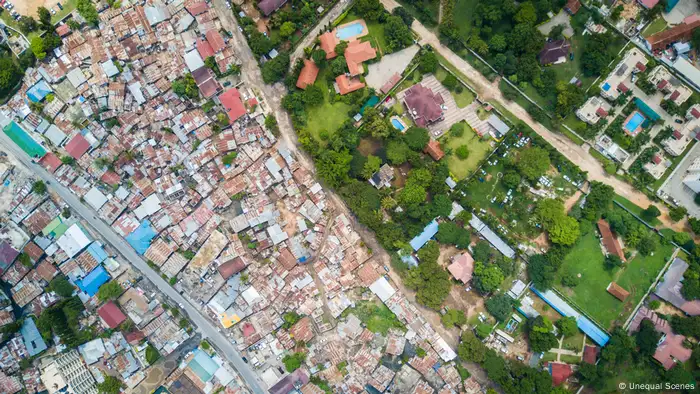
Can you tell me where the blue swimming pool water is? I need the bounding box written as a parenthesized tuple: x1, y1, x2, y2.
(3, 122, 46, 158)
(336, 22, 364, 40)
(602, 82, 611, 91)
(391, 118, 405, 131)
(625, 112, 645, 133)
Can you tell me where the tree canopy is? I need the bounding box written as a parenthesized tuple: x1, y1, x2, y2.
(517, 147, 550, 181)
(97, 281, 124, 302)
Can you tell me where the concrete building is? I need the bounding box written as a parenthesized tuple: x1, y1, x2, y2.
(55, 350, 97, 394)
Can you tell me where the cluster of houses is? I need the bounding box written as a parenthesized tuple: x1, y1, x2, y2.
(0, 1, 496, 393)
(0, 167, 251, 394)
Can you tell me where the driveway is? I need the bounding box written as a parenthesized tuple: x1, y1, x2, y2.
(537, 10, 574, 38)
(365, 45, 419, 90)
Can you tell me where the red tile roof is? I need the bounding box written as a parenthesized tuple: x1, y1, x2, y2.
(196, 38, 215, 60)
(618, 83, 629, 93)
(404, 84, 444, 127)
(186, 1, 209, 15)
(65, 134, 91, 159)
(636, 62, 647, 72)
(319, 31, 339, 59)
(345, 40, 377, 76)
(657, 80, 668, 90)
(217, 257, 246, 279)
(548, 362, 573, 386)
(652, 155, 662, 164)
(646, 18, 700, 51)
(424, 139, 445, 161)
(98, 301, 127, 328)
(336, 75, 365, 95)
(296, 59, 319, 90)
(595, 107, 608, 118)
(381, 73, 402, 94)
(607, 282, 630, 301)
(673, 129, 682, 139)
(670, 90, 680, 101)
(206, 30, 226, 53)
(38, 152, 62, 173)
(125, 330, 145, 344)
(447, 253, 473, 283)
(219, 88, 246, 123)
(565, 0, 581, 14)
(597, 219, 626, 262)
(692, 107, 700, 118)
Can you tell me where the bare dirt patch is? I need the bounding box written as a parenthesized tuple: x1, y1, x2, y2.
(14, 0, 61, 18)
(564, 190, 582, 212)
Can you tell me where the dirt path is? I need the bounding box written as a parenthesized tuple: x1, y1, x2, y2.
(378, 0, 684, 232)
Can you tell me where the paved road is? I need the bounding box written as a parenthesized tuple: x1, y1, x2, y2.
(378, 0, 685, 230)
(0, 115, 266, 394)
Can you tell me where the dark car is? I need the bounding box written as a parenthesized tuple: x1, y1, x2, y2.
(569, 52, 574, 61)
(242, 357, 248, 363)
(675, 119, 684, 124)
(57, 2, 63, 9)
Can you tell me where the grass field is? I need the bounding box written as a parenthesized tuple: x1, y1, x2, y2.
(435, 67, 475, 108)
(396, 0, 439, 27)
(642, 17, 667, 37)
(304, 69, 354, 141)
(613, 194, 662, 227)
(443, 121, 492, 179)
(454, 0, 479, 40)
(556, 222, 675, 329)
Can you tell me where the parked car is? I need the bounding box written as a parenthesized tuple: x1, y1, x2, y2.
(57, 2, 63, 10)
(675, 119, 684, 124)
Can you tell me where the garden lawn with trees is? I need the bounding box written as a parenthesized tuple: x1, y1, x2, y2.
(443, 121, 492, 179)
(555, 216, 674, 329)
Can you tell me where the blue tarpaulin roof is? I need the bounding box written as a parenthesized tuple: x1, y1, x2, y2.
(20, 318, 47, 356)
(26, 80, 52, 103)
(76, 265, 111, 297)
(86, 242, 108, 263)
(125, 220, 157, 255)
(634, 98, 660, 122)
(409, 219, 439, 251)
(530, 286, 610, 346)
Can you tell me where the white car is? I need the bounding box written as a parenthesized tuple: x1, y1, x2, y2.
(51, 8, 56, 14)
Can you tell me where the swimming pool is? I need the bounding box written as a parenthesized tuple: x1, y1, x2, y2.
(336, 22, 365, 40)
(624, 112, 645, 135)
(602, 82, 611, 92)
(3, 122, 46, 158)
(391, 118, 406, 131)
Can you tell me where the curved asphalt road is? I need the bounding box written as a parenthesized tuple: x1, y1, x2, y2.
(0, 114, 266, 394)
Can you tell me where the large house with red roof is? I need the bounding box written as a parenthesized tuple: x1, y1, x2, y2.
(402, 84, 444, 128)
(296, 59, 319, 90)
(219, 88, 247, 123)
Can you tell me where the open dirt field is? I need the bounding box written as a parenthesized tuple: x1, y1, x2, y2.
(14, 0, 61, 18)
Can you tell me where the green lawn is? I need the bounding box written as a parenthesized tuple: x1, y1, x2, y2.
(642, 17, 668, 37)
(304, 70, 354, 141)
(434, 67, 475, 108)
(443, 122, 492, 179)
(561, 331, 584, 352)
(560, 354, 582, 364)
(51, 0, 78, 23)
(556, 223, 674, 329)
(613, 194, 662, 227)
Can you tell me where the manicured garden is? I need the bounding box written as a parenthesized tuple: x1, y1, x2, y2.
(303, 69, 356, 142)
(341, 12, 389, 54)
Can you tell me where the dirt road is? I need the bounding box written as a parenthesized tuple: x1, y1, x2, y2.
(379, 0, 685, 231)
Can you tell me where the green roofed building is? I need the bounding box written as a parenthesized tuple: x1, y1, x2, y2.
(42, 217, 63, 237)
(188, 349, 219, 383)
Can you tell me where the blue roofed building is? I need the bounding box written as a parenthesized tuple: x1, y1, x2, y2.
(26, 80, 52, 103)
(530, 286, 610, 346)
(409, 219, 439, 251)
(188, 349, 220, 382)
(86, 242, 108, 264)
(76, 265, 111, 297)
(20, 318, 47, 356)
(125, 220, 157, 255)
